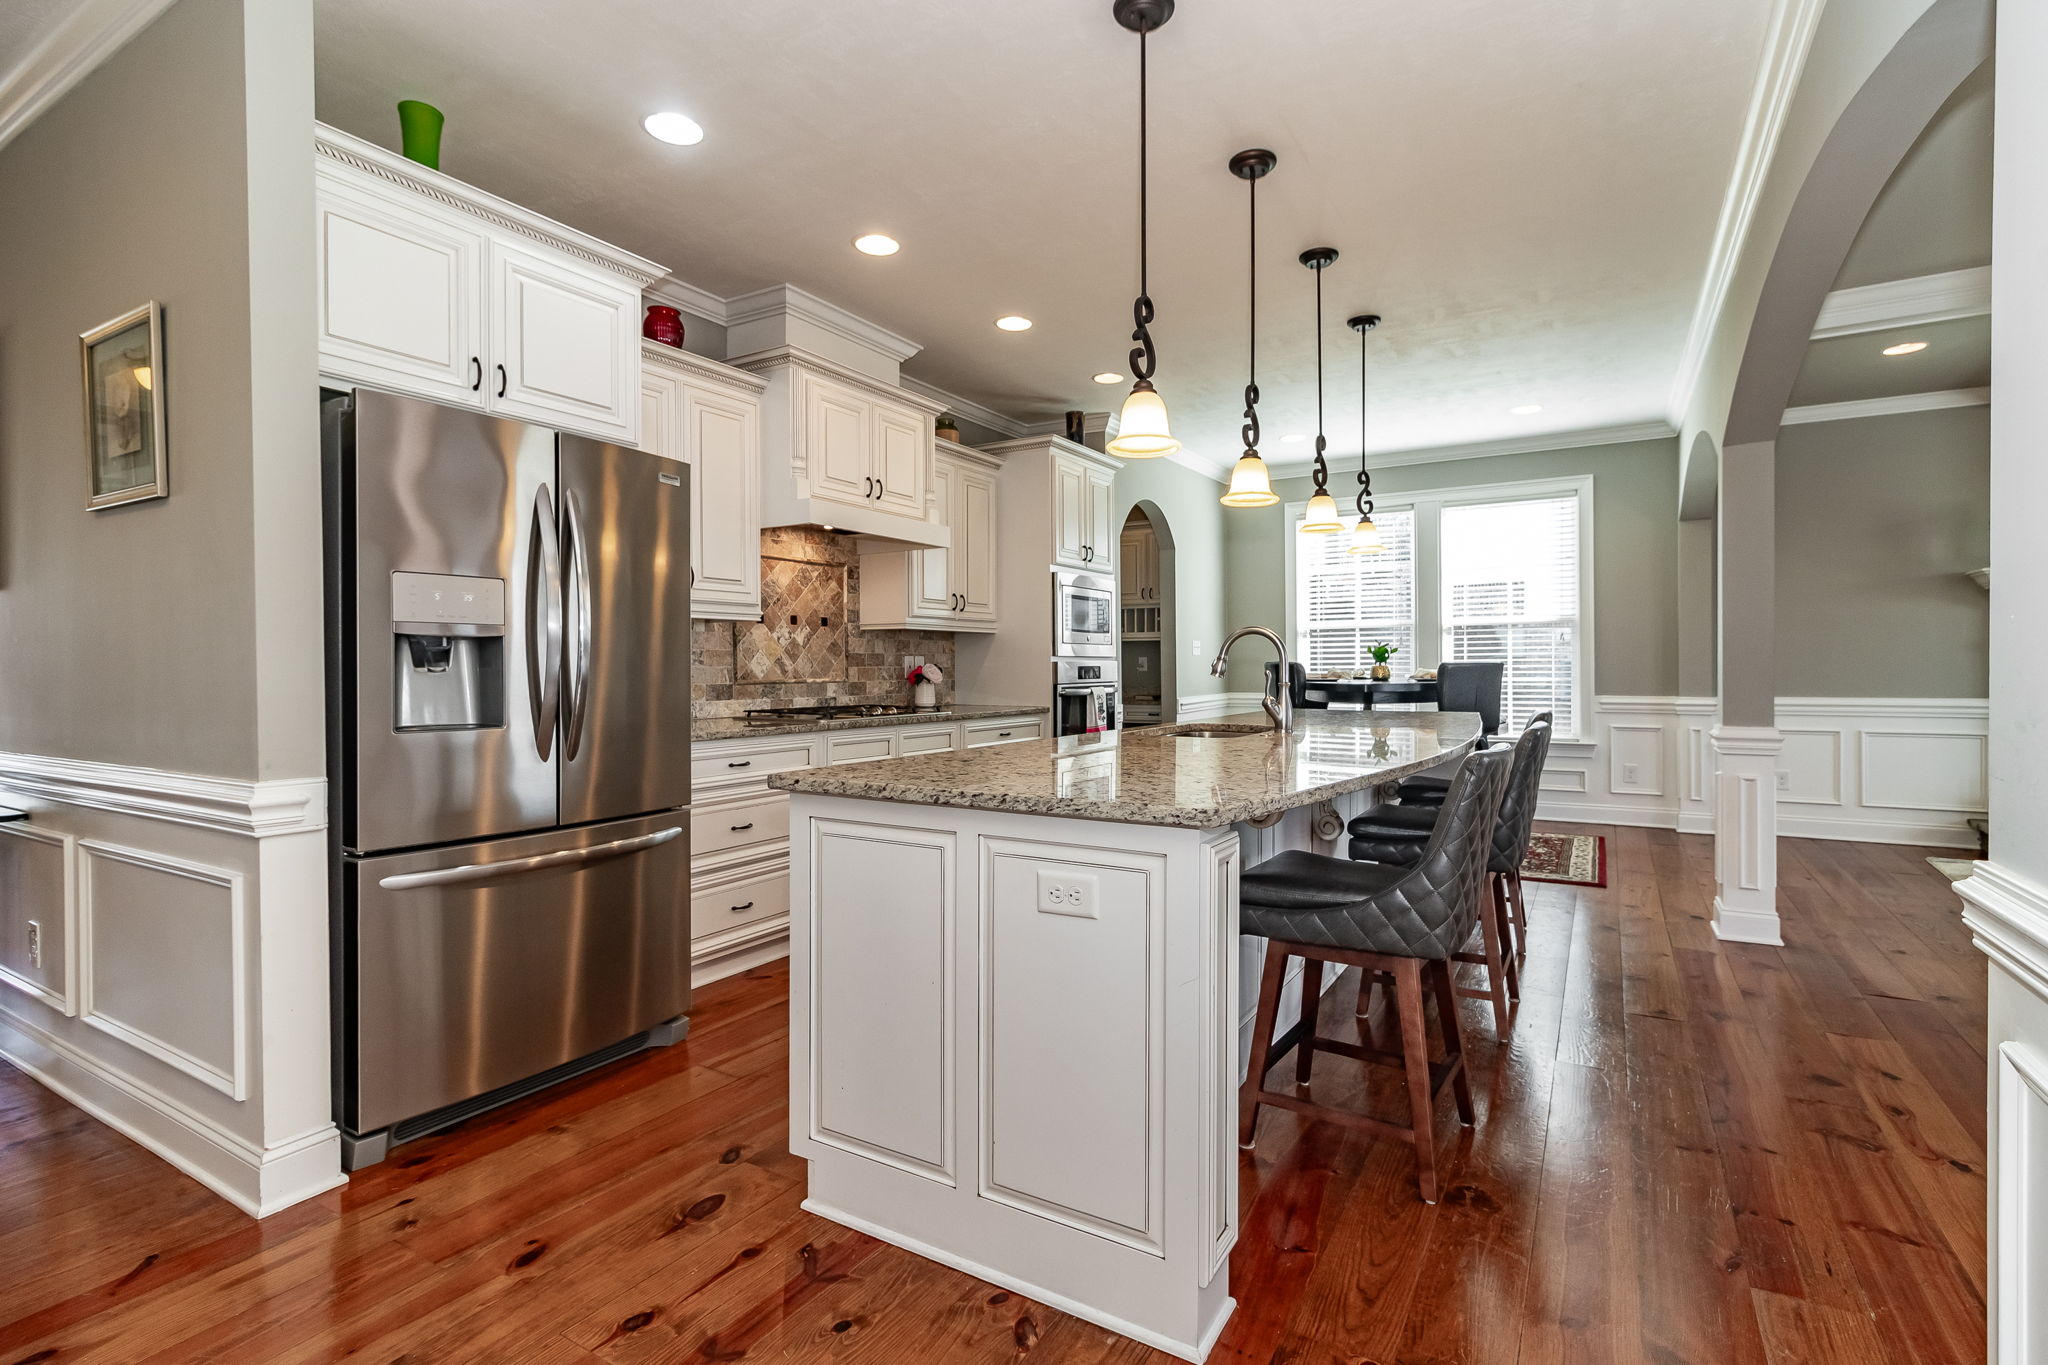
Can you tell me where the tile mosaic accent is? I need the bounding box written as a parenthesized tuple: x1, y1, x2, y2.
(740, 559, 847, 683)
(693, 527, 957, 716)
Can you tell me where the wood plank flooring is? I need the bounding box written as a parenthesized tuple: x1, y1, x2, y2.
(0, 827, 1988, 1363)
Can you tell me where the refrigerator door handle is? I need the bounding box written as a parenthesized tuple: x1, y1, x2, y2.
(527, 484, 564, 760)
(375, 826, 683, 892)
(561, 488, 595, 762)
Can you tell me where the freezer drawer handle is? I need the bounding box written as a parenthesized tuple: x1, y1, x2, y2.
(376, 826, 682, 892)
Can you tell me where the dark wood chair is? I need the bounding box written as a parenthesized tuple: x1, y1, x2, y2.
(1237, 746, 1512, 1202)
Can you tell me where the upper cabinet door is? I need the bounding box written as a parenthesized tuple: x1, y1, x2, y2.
(487, 240, 639, 444)
(872, 403, 929, 520)
(1052, 455, 1091, 570)
(912, 457, 956, 619)
(1119, 531, 1144, 603)
(803, 375, 874, 508)
(1088, 467, 1117, 568)
(640, 369, 679, 460)
(956, 462, 998, 623)
(316, 175, 486, 404)
(685, 383, 762, 617)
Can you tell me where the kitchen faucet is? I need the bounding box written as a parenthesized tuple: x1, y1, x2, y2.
(1211, 627, 1293, 732)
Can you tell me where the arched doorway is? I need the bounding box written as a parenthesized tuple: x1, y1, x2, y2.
(1118, 501, 1176, 727)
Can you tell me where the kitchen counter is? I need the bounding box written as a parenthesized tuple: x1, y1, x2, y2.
(692, 702, 1047, 742)
(771, 709, 1481, 828)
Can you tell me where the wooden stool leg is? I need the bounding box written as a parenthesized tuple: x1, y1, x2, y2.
(1356, 971, 1375, 1016)
(1295, 957, 1324, 1084)
(1240, 945, 1288, 1149)
(1493, 874, 1522, 1002)
(1428, 959, 1475, 1124)
(1393, 959, 1440, 1203)
(1508, 870, 1529, 962)
(1475, 887, 1512, 1035)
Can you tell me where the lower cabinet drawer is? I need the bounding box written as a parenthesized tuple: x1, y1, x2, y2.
(692, 793, 788, 858)
(828, 734, 896, 764)
(965, 718, 1043, 747)
(898, 726, 959, 756)
(692, 741, 816, 786)
(692, 866, 789, 937)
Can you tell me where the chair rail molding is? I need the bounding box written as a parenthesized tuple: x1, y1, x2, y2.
(1710, 724, 1784, 945)
(0, 751, 325, 838)
(1957, 860, 2048, 1005)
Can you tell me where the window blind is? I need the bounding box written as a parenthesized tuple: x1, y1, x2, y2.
(1439, 495, 1579, 733)
(1295, 508, 1416, 674)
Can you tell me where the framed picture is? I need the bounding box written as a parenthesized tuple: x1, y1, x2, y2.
(80, 301, 167, 510)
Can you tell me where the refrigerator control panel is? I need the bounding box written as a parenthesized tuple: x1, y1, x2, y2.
(391, 572, 507, 633)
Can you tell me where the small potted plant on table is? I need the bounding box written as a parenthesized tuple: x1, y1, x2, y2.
(1367, 642, 1399, 682)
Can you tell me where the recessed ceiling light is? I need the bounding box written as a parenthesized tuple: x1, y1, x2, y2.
(1281, 433, 1307, 443)
(1093, 371, 1124, 385)
(1882, 340, 1929, 356)
(995, 315, 1032, 332)
(642, 111, 704, 146)
(852, 233, 899, 256)
(1509, 404, 1543, 415)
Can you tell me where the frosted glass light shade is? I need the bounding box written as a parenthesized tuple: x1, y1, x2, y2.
(1300, 489, 1344, 533)
(1220, 452, 1279, 507)
(1347, 515, 1384, 555)
(1107, 380, 1179, 458)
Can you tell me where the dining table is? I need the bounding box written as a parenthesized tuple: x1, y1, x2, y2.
(1302, 676, 1440, 707)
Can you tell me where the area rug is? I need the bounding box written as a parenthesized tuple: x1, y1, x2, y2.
(1927, 856, 1978, 883)
(1521, 832, 1606, 888)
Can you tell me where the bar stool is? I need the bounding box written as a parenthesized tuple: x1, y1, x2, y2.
(1346, 718, 1553, 1034)
(1237, 746, 1512, 1203)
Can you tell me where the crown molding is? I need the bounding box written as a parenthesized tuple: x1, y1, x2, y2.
(1779, 386, 1989, 426)
(728, 344, 946, 414)
(1265, 419, 1675, 479)
(0, 0, 179, 154)
(897, 377, 1029, 438)
(639, 339, 767, 394)
(1810, 265, 1991, 338)
(1666, 0, 1828, 424)
(644, 277, 734, 327)
(724, 283, 921, 364)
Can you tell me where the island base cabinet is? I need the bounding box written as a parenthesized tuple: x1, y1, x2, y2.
(788, 794, 1240, 1362)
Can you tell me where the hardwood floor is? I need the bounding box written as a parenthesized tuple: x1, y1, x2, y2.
(0, 827, 1987, 1363)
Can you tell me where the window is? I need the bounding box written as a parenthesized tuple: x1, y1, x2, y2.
(1285, 478, 1591, 738)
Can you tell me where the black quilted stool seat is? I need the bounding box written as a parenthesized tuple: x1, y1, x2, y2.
(1392, 660, 1505, 805)
(1348, 716, 1554, 1035)
(1238, 745, 1512, 1203)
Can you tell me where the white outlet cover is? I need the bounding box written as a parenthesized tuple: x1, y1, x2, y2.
(1035, 867, 1100, 919)
(1191, 639, 1202, 655)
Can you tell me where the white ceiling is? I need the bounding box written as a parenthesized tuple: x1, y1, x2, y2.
(312, 0, 1779, 468)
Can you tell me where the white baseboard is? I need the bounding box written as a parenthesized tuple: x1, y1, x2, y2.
(1177, 692, 1265, 722)
(1712, 897, 1786, 946)
(692, 931, 790, 989)
(0, 1000, 344, 1216)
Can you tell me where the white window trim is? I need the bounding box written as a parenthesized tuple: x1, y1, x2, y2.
(1282, 473, 1595, 740)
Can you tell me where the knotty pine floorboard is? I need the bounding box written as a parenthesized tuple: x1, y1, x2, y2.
(0, 827, 1988, 1364)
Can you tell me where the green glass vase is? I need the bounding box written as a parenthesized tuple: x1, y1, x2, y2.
(396, 100, 444, 170)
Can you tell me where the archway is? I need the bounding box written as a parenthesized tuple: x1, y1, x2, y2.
(1119, 500, 1177, 726)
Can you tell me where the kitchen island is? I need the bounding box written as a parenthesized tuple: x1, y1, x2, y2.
(769, 709, 1483, 1361)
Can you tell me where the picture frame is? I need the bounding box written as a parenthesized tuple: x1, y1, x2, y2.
(79, 301, 167, 510)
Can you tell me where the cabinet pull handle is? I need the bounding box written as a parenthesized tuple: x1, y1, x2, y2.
(729, 901, 755, 913)
(727, 760, 752, 768)
(876, 478, 885, 499)
(496, 363, 507, 398)
(729, 822, 754, 832)
(470, 356, 482, 391)
(998, 731, 1013, 737)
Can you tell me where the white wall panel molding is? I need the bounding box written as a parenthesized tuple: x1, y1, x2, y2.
(1995, 1041, 2048, 1364)
(0, 824, 77, 1015)
(1958, 862, 2048, 1006)
(1811, 265, 1992, 339)
(1780, 386, 1991, 426)
(78, 842, 247, 1101)
(0, 751, 325, 838)
(1711, 725, 1784, 946)
(0, 0, 179, 154)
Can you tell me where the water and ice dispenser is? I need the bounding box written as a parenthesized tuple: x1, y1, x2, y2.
(390, 571, 507, 731)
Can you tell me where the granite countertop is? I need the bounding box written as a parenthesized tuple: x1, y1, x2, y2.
(693, 703, 1049, 743)
(769, 710, 1484, 829)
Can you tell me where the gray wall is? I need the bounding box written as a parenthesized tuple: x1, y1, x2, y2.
(0, 0, 323, 780)
(1220, 438, 1684, 696)
(1775, 405, 1988, 697)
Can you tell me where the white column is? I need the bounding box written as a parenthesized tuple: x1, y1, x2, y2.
(1710, 725, 1783, 945)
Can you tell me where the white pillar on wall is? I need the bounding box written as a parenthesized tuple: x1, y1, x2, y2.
(1710, 725, 1783, 945)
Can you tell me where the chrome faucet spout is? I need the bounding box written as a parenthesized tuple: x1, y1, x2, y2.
(1210, 626, 1293, 732)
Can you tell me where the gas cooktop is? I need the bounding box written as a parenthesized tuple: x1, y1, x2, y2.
(741, 703, 945, 725)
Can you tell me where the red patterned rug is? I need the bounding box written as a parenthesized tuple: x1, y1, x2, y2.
(1521, 832, 1607, 888)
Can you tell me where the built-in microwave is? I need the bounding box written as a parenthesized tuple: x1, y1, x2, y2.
(1055, 659, 1120, 737)
(1054, 569, 1116, 658)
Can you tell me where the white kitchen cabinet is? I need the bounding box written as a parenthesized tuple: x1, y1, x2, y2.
(1052, 448, 1117, 571)
(314, 123, 662, 445)
(856, 443, 1001, 632)
(737, 347, 948, 546)
(642, 341, 768, 621)
(1120, 525, 1160, 605)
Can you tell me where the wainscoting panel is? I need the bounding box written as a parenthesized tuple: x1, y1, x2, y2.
(0, 823, 75, 1015)
(1778, 728, 1844, 806)
(1606, 722, 1666, 797)
(1861, 730, 1990, 813)
(78, 842, 247, 1101)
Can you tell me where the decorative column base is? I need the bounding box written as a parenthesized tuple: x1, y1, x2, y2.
(1711, 725, 1783, 945)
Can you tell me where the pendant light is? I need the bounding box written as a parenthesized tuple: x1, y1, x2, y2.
(1105, 0, 1180, 459)
(1348, 313, 1385, 554)
(1220, 149, 1279, 508)
(1298, 247, 1344, 533)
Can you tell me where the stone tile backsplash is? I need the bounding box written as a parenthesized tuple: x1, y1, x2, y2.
(692, 527, 957, 718)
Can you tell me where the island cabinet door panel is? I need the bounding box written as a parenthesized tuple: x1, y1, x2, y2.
(808, 820, 956, 1183)
(979, 838, 1166, 1254)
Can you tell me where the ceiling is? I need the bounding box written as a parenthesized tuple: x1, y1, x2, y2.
(311, 0, 1779, 469)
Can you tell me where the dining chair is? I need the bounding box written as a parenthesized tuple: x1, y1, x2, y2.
(1395, 660, 1505, 804)
(1264, 660, 1334, 710)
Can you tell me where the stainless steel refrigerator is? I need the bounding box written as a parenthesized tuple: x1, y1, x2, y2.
(322, 389, 692, 1168)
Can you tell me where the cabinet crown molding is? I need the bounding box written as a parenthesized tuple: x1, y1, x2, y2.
(978, 434, 1123, 473)
(935, 438, 1005, 472)
(729, 345, 947, 416)
(725, 284, 922, 365)
(314, 122, 667, 286)
(641, 339, 767, 395)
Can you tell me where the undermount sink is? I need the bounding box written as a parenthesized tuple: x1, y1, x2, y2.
(1137, 723, 1275, 739)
